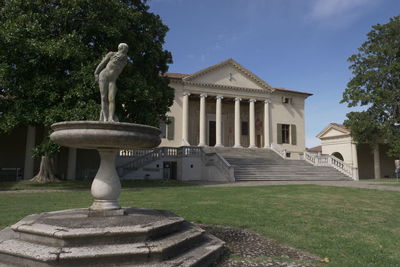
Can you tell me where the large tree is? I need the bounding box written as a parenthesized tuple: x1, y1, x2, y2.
(0, 0, 174, 181)
(341, 15, 400, 157)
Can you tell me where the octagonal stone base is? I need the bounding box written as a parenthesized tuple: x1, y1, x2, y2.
(0, 208, 225, 266)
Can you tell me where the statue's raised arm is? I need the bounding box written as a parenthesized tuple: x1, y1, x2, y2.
(95, 43, 129, 122)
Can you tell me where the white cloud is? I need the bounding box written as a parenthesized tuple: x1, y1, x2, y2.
(309, 0, 377, 24)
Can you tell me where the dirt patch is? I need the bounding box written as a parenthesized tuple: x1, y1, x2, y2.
(197, 224, 322, 267)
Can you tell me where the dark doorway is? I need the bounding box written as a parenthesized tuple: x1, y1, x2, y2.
(163, 161, 177, 180)
(256, 135, 262, 148)
(209, 121, 216, 146)
(332, 152, 344, 161)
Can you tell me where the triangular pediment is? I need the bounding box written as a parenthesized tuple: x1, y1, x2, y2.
(183, 59, 273, 92)
(316, 123, 350, 139)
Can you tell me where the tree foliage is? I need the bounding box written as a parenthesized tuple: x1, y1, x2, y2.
(0, 0, 174, 147)
(341, 16, 400, 157)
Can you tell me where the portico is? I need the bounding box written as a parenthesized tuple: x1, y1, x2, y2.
(181, 93, 271, 148)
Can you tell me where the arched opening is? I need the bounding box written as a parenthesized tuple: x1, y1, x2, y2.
(331, 152, 344, 161)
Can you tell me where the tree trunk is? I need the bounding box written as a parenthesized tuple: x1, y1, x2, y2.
(30, 156, 58, 183)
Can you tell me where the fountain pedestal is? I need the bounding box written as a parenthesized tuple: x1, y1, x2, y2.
(49, 121, 161, 211)
(90, 149, 121, 210)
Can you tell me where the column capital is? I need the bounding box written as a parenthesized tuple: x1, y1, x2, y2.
(264, 98, 271, 104)
(200, 93, 207, 98)
(183, 92, 191, 96)
(216, 95, 224, 100)
(249, 98, 257, 103)
(234, 97, 242, 102)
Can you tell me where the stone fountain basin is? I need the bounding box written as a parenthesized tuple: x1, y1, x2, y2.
(50, 121, 161, 150)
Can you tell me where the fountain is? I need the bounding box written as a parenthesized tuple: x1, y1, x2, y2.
(0, 44, 224, 266)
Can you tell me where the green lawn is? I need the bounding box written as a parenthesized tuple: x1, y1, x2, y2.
(0, 180, 191, 191)
(1, 185, 399, 266)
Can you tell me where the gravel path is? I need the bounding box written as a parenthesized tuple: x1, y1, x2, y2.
(197, 224, 320, 267)
(195, 180, 400, 192)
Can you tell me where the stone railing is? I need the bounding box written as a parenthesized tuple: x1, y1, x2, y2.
(119, 149, 154, 157)
(178, 146, 202, 157)
(120, 147, 182, 172)
(201, 151, 235, 182)
(270, 143, 286, 158)
(303, 151, 356, 180)
(118, 146, 234, 181)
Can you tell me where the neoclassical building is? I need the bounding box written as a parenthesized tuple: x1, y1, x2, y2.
(317, 123, 397, 179)
(0, 58, 314, 181)
(160, 59, 312, 159)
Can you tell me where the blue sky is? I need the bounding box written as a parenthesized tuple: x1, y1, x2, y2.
(148, 0, 399, 148)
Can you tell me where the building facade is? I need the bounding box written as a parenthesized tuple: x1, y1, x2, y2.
(0, 59, 312, 181)
(317, 123, 397, 179)
(160, 59, 312, 159)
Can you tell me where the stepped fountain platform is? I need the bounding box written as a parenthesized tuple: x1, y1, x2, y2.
(0, 207, 224, 266)
(0, 121, 225, 266)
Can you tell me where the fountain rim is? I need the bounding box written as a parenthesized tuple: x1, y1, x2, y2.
(51, 120, 161, 134)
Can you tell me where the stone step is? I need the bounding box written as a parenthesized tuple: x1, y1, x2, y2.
(233, 166, 344, 170)
(214, 148, 352, 181)
(0, 225, 206, 266)
(13, 216, 186, 247)
(234, 171, 343, 175)
(235, 178, 350, 181)
(235, 175, 348, 179)
(0, 208, 225, 267)
(164, 233, 225, 267)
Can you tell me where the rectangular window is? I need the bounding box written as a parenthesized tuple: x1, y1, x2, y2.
(282, 97, 293, 104)
(160, 121, 167, 138)
(159, 116, 175, 140)
(281, 124, 290, 144)
(241, 121, 248, 136)
(277, 123, 297, 145)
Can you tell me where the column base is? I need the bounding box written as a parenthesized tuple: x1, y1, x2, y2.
(198, 143, 207, 147)
(233, 145, 243, 148)
(214, 144, 224, 148)
(249, 145, 257, 149)
(90, 200, 121, 211)
(181, 140, 190, 146)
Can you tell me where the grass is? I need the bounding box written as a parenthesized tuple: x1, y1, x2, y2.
(1, 185, 400, 266)
(0, 180, 191, 191)
(376, 183, 400, 187)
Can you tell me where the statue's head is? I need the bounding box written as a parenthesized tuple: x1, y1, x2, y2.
(118, 43, 129, 54)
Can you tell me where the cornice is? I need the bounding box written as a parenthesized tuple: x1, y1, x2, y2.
(183, 81, 272, 94)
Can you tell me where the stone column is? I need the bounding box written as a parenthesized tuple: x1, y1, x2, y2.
(263, 99, 271, 148)
(215, 95, 224, 147)
(351, 143, 359, 180)
(234, 97, 242, 148)
(198, 93, 207, 146)
(373, 145, 381, 179)
(66, 148, 77, 180)
(181, 92, 190, 146)
(249, 99, 256, 148)
(23, 126, 36, 180)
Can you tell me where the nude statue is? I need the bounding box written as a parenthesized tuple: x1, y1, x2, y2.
(94, 43, 129, 122)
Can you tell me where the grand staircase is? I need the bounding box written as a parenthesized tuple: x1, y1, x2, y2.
(212, 148, 351, 181)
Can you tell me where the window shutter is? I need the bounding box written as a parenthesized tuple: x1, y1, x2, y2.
(277, 124, 282, 144)
(291, 124, 297, 145)
(167, 117, 175, 140)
